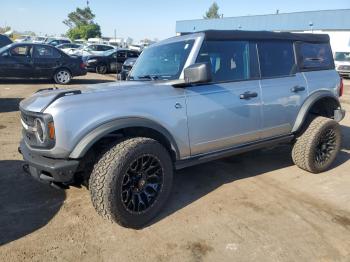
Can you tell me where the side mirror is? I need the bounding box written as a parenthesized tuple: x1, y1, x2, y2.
(184, 63, 212, 84)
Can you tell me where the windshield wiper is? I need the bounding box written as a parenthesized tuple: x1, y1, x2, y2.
(137, 75, 159, 80)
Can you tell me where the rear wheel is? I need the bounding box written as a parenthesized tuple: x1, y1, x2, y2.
(89, 137, 173, 228)
(96, 64, 108, 74)
(54, 69, 71, 84)
(292, 116, 341, 173)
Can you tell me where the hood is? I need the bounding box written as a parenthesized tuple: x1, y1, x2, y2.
(19, 81, 168, 113)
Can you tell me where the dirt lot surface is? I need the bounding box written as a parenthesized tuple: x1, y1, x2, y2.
(0, 74, 349, 262)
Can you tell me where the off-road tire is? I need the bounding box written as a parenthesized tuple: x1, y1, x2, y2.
(292, 116, 341, 173)
(89, 137, 173, 228)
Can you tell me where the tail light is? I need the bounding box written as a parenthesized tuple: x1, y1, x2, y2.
(80, 62, 86, 69)
(339, 78, 344, 97)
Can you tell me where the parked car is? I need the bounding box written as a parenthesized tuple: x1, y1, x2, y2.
(19, 30, 345, 228)
(47, 38, 71, 47)
(68, 44, 115, 56)
(14, 35, 32, 43)
(0, 34, 12, 48)
(0, 43, 86, 84)
(119, 57, 137, 80)
(334, 50, 350, 78)
(56, 43, 82, 54)
(32, 36, 46, 43)
(85, 49, 139, 74)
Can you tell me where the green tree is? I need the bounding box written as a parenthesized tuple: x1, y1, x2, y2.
(203, 2, 222, 19)
(63, 7, 101, 40)
(67, 24, 101, 40)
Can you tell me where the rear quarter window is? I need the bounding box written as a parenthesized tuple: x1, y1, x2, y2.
(297, 42, 334, 71)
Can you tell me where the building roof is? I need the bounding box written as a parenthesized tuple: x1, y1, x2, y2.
(176, 9, 350, 33)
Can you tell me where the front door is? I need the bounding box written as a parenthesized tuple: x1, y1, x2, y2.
(186, 40, 262, 155)
(0, 44, 34, 77)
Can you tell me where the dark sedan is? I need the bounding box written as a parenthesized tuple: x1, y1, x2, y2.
(119, 57, 137, 80)
(84, 49, 139, 74)
(0, 43, 86, 84)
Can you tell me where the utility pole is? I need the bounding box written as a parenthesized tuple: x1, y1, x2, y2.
(87, 0, 89, 7)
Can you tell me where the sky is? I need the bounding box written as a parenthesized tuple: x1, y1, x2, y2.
(0, 0, 349, 42)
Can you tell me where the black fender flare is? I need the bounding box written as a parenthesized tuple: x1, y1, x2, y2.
(69, 117, 180, 159)
(292, 90, 341, 133)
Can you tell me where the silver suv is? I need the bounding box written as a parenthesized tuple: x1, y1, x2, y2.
(19, 30, 345, 228)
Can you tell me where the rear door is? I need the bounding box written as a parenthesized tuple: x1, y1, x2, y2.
(295, 42, 338, 95)
(257, 41, 308, 138)
(32, 45, 63, 77)
(186, 40, 263, 155)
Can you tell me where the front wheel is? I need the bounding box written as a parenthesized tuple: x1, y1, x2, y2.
(53, 69, 72, 84)
(89, 137, 173, 228)
(292, 116, 342, 173)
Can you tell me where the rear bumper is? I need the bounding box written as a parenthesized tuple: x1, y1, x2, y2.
(73, 68, 87, 77)
(19, 140, 79, 184)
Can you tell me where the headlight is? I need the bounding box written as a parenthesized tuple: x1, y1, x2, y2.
(21, 109, 56, 149)
(87, 59, 98, 64)
(34, 118, 46, 143)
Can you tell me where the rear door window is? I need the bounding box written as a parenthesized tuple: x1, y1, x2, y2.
(33, 46, 61, 58)
(297, 42, 334, 70)
(257, 41, 296, 78)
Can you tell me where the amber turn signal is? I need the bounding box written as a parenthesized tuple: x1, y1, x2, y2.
(48, 122, 55, 139)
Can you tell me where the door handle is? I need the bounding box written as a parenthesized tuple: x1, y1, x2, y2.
(291, 86, 305, 93)
(240, 91, 258, 100)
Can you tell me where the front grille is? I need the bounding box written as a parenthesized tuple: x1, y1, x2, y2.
(20, 110, 37, 146)
(338, 65, 350, 71)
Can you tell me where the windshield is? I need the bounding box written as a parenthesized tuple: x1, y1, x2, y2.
(129, 39, 195, 80)
(0, 44, 11, 54)
(335, 52, 350, 62)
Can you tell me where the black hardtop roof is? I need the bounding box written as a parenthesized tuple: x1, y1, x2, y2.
(195, 30, 330, 43)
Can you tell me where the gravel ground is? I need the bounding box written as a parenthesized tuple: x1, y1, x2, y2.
(0, 74, 349, 262)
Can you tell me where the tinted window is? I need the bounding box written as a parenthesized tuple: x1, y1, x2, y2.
(117, 51, 126, 58)
(298, 43, 334, 69)
(10, 45, 31, 56)
(258, 41, 296, 78)
(127, 51, 139, 58)
(34, 46, 61, 58)
(98, 45, 113, 51)
(196, 41, 250, 82)
(87, 45, 97, 51)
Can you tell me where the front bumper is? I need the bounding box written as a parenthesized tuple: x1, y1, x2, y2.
(19, 140, 79, 185)
(337, 70, 350, 77)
